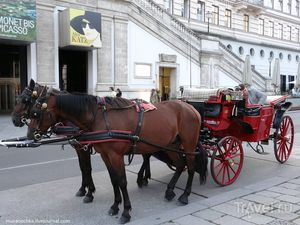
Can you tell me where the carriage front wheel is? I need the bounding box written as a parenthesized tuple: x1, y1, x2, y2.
(211, 136, 244, 186)
(274, 115, 294, 163)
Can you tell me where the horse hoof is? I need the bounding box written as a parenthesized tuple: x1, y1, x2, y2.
(137, 179, 143, 188)
(142, 178, 148, 186)
(108, 207, 119, 216)
(178, 194, 188, 205)
(75, 189, 86, 197)
(119, 215, 131, 224)
(83, 195, 94, 203)
(165, 189, 176, 201)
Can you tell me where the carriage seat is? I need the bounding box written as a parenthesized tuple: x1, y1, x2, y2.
(237, 106, 261, 116)
(204, 103, 221, 117)
(185, 101, 221, 119)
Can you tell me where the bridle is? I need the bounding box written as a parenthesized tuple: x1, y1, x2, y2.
(30, 90, 56, 140)
(15, 86, 39, 125)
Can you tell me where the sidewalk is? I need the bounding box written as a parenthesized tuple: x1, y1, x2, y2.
(130, 175, 300, 225)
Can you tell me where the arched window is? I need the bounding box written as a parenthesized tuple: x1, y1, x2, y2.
(239, 46, 244, 55)
(279, 52, 283, 60)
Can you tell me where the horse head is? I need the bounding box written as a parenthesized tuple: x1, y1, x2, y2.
(11, 79, 43, 127)
(27, 88, 93, 140)
(27, 86, 58, 140)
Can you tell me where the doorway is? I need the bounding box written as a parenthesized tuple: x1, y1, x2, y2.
(159, 66, 177, 101)
(59, 49, 87, 93)
(0, 44, 27, 113)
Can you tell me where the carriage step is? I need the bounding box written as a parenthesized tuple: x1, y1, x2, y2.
(260, 140, 269, 145)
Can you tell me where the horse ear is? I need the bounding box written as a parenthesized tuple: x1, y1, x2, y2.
(40, 85, 48, 97)
(29, 79, 35, 90)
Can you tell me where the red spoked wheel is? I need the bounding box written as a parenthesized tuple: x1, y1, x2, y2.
(211, 136, 244, 186)
(274, 115, 294, 163)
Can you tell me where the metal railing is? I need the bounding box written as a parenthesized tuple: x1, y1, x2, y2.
(235, 0, 263, 6)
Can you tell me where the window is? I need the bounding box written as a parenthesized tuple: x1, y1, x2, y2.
(164, 0, 173, 14)
(287, 25, 291, 40)
(270, 51, 274, 58)
(278, 23, 283, 39)
(260, 50, 265, 57)
(239, 46, 244, 55)
(296, 55, 300, 62)
(212, 5, 219, 25)
(243, 15, 249, 32)
(258, 18, 264, 35)
(250, 48, 255, 56)
(197, 1, 205, 21)
(296, 28, 300, 42)
(269, 21, 274, 37)
(183, 0, 190, 18)
(288, 54, 292, 61)
(288, 0, 292, 13)
(225, 9, 231, 28)
(266, 0, 274, 8)
(279, 52, 283, 59)
(227, 44, 232, 50)
(279, 0, 283, 11)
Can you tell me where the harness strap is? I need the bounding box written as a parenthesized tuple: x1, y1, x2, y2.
(127, 99, 145, 164)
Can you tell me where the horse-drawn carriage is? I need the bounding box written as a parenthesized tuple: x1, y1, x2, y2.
(0, 81, 294, 224)
(182, 88, 294, 186)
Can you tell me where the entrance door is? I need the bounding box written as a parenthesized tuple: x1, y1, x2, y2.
(59, 49, 87, 93)
(0, 44, 27, 113)
(159, 67, 171, 101)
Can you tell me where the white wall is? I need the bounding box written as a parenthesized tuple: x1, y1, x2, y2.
(127, 21, 201, 99)
(222, 40, 299, 78)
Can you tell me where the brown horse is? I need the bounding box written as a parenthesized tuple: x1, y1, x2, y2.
(27, 87, 208, 224)
(11, 79, 95, 203)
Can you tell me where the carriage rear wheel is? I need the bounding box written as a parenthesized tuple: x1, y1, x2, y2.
(211, 136, 244, 186)
(274, 115, 294, 163)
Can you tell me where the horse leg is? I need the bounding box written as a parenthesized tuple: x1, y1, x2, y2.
(119, 167, 131, 224)
(178, 169, 194, 205)
(74, 146, 87, 197)
(74, 145, 95, 203)
(137, 154, 151, 187)
(101, 154, 122, 217)
(82, 146, 96, 203)
(165, 165, 184, 201)
(102, 152, 132, 224)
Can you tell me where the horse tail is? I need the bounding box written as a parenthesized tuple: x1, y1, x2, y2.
(195, 141, 208, 185)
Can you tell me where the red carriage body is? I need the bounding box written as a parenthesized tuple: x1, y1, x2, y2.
(186, 89, 294, 186)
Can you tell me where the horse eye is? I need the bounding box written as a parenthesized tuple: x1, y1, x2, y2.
(22, 98, 28, 104)
(30, 109, 40, 119)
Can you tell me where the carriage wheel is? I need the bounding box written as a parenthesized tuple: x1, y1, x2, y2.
(274, 115, 294, 163)
(211, 136, 244, 186)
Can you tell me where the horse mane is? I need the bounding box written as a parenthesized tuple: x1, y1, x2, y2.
(56, 94, 97, 117)
(104, 97, 134, 108)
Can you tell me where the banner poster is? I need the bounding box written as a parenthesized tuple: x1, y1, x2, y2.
(69, 8, 102, 48)
(0, 0, 36, 42)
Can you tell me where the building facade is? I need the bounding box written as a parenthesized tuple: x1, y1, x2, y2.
(156, 0, 300, 92)
(0, 0, 299, 113)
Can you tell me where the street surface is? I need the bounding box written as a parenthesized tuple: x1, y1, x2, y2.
(0, 111, 299, 225)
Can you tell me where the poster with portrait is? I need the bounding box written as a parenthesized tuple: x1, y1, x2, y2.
(60, 8, 102, 48)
